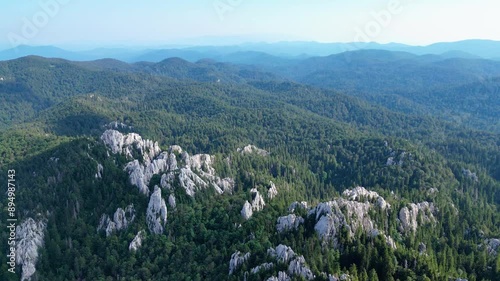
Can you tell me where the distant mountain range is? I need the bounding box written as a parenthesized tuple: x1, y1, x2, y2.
(1, 39, 500, 62)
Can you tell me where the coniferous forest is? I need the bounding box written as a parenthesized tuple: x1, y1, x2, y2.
(0, 51, 499, 281)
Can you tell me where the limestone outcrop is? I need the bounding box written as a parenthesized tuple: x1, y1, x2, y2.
(16, 218, 47, 281)
(147, 186, 168, 234)
(97, 205, 136, 236)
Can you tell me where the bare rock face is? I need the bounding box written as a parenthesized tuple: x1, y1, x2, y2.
(229, 251, 250, 275)
(268, 181, 278, 199)
(101, 130, 166, 195)
(250, 262, 274, 274)
(342, 186, 390, 209)
(398, 202, 436, 233)
(102, 130, 235, 198)
(250, 188, 266, 212)
(129, 230, 146, 251)
(280, 188, 392, 249)
(266, 245, 314, 280)
(288, 256, 315, 280)
(97, 205, 136, 236)
(267, 244, 296, 264)
(175, 151, 234, 196)
(123, 152, 170, 196)
(288, 201, 308, 213)
(16, 218, 47, 281)
(147, 186, 168, 234)
(101, 130, 161, 162)
(237, 144, 270, 156)
(160, 171, 175, 190)
(124, 160, 148, 195)
(276, 214, 304, 233)
(178, 152, 234, 196)
(241, 201, 253, 220)
(309, 198, 375, 247)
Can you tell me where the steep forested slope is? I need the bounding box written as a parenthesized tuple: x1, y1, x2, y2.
(0, 56, 499, 281)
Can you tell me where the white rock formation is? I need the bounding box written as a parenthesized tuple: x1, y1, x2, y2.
(251, 188, 266, 212)
(129, 230, 146, 251)
(309, 199, 375, 247)
(102, 130, 167, 195)
(241, 201, 253, 220)
(124, 160, 149, 195)
(268, 181, 278, 199)
(268, 244, 296, 264)
(398, 202, 436, 233)
(250, 262, 274, 274)
(124, 152, 171, 196)
(16, 218, 46, 281)
(266, 245, 314, 280)
(266, 271, 291, 281)
(276, 214, 304, 233)
(237, 144, 270, 156)
(484, 238, 500, 256)
(102, 130, 235, 197)
(342, 186, 390, 209)
(288, 201, 308, 213)
(95, 163, 103, 179)
(147, 186, 168, 234)
(229, 251, 250, 274)
(288, 256, 315, 280)
(160, 171, 176, 190)
(178, 167, 210, 196)
(101, 130, 161, 162)
(168, 194, 176, 209)
(97, 205, 136, 236)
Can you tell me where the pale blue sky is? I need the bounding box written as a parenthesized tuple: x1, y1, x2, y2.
(1, 0, 499, 49)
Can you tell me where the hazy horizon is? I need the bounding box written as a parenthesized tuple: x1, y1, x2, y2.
(2, 0, 499, 50)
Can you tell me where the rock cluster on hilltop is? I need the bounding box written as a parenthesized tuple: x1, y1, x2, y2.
(279, 187, 397, 249)
(101, 130, 235, 197)
(16, 218, 47, 281)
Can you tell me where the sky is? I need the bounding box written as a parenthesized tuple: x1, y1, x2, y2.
(1, 0, 499, 50)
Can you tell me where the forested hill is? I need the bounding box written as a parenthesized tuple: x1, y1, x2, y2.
(259, 50, 500, 133)
(0, 54, 499, 280)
